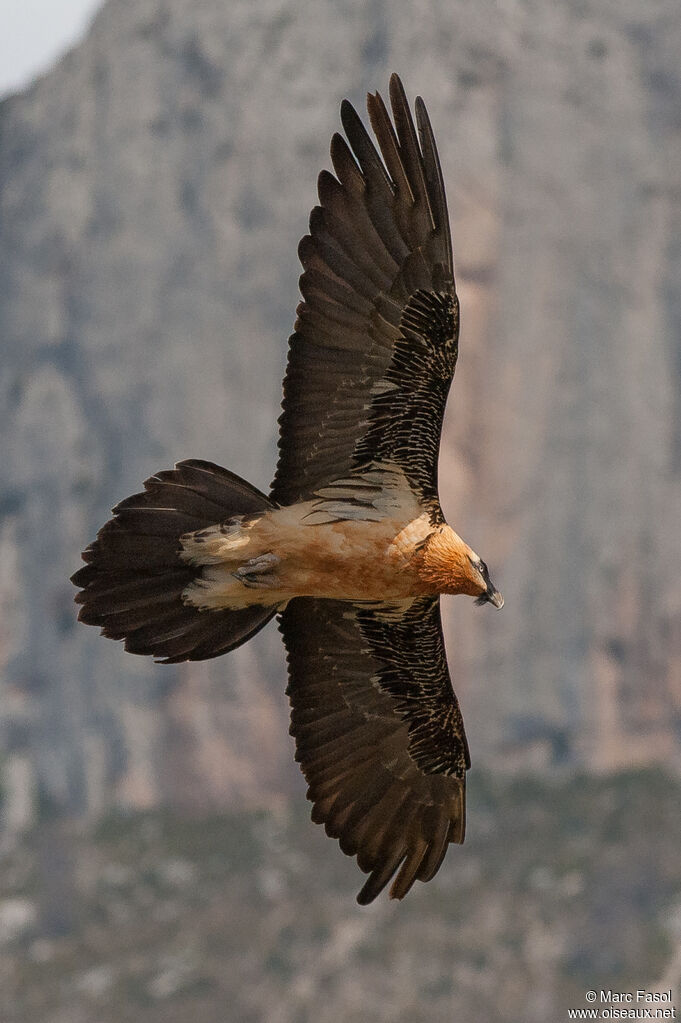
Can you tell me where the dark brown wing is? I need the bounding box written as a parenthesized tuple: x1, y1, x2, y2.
(279, 595, 470, 904)
(271, 74, 458, 516)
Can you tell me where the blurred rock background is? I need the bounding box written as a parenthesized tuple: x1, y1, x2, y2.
(0, 0, 680, 1019)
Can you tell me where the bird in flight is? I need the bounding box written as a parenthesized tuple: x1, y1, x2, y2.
(73, 74, 503, 904)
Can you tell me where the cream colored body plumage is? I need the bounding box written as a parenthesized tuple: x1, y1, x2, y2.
(72, 75, 504, 905)
(180, 478, 489, 608)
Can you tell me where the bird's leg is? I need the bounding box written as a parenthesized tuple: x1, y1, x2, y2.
(233, 552, 280, 589)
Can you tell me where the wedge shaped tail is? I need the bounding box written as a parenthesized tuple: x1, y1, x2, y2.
(71, 460, 278, 663)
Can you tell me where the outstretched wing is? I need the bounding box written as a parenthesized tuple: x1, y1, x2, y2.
(271, 74, 458, 516)
(279, 596, 470, 904)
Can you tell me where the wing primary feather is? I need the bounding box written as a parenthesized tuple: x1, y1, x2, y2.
(331, 124, 410, 267)
(356, 846, 407, 906)
(365, 91, 414, 244)
(317, 169, 399, 280)
(415, 804, 453, 882)
(305, 215, 379, 299)
(388, 73, 435, 234)
(389, 837, 430, 900)
(415, 95, 453, 279)
(339, 98, 394, 197)
(313, 201, 393, 291)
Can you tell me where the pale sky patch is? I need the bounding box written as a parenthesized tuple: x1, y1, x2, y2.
(0, 0, 104, 98)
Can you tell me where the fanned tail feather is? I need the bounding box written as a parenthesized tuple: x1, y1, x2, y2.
(71, 460, 277, 663)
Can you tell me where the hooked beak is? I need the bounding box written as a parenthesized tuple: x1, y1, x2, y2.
(468, 555, 504, 609)
(475, 586, 504, 609)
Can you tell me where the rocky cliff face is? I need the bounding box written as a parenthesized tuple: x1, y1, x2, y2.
(1, 0, 679, 825)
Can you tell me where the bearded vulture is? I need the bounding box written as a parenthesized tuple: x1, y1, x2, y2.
(72, 74, 504, 904)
